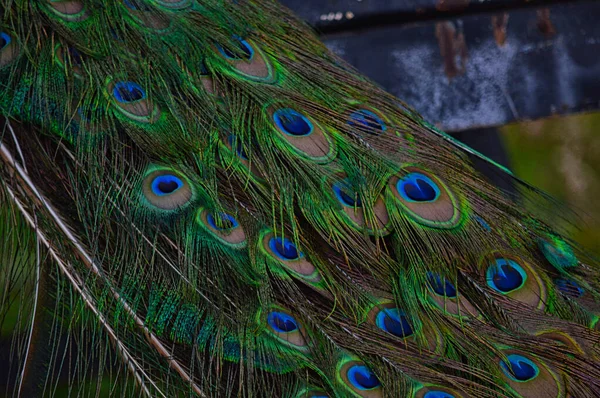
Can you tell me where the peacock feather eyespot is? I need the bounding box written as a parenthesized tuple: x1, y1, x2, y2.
(538, 236, 578, 269)
(269, 236, 302, 261)
(267, 311, 299, 334)
(423, 392, 455, 398)
(0, 32, 10, 50)
(389, 167, 461, 228)
(426, 273, 457, 298)
(375, 308, 414, 338)
(261, 231, 321, 283)
(500, 354, 540, 382)
(426, 272, 478, 317)
(486, 258, 527, 294)
(207, 212, 239, 232)
(273, 108, 313, 137)
(338, 359, 383, 397)
(348, 109, 387, 135)
(0, 31, 18, 68)
(482, 254, 547, 309)
(268, 105, 336, 163)
(333, 180, 362, 208)
(397, 173, 440, 203)
(331, 174, 390, 233)
(123, 0, 151, 10)
(295, 388, 330, 398)
(413, 385, 464, 398)
(218, 36, 254, 61)
(151, 174, 183, 196)
(141, 168, 193, 211)
(264, 308, 308, 349)
(347, 365, 381, 390)
(555, 278, 584, 299)
(108, 79, 159, 122)
(196, 208, 246, 248)
(113, 81, 146, 103)
(217, 37, 275, 83)
(474, 216, 492, 232)
(497, 350, 563, 396)
(45, 1, 88, 21)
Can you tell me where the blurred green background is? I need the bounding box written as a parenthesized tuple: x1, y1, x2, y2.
(502, 112, 600, 254)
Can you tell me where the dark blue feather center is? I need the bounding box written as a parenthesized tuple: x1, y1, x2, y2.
(207, 212, 238, 231)
(269, 237, 301, 260)
(124, 0, 152, 10)
(113, 81, 146, 103)
(348, 109, 386, 134)
(397, 173, 440, 202)
(219, 37, 254, 61)
(555, 278, 584, 298)
(1, 32, 11, 50)
(500, 354, 539, 382)
(151, 174, 183, 196)
(347, 365, 381, 390)
(267, 311, 299, 333)
(333, 180, 362, 207)
(487, 259, 526, 293)
(427, 273, 457, 298)
(424, 392, 455, 398)
(475, 216, 492, 232)
(376, 308, 413, 338)
(273, 109, 313, 136)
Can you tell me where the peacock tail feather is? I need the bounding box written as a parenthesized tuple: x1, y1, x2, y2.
(0, 1, 599, 397)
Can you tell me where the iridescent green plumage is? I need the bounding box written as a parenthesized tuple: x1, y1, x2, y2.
(0, 1, 599, 397)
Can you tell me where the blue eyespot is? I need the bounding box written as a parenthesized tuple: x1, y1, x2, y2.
(348, 109, 386, 135)
(207, 212, 238, 231)
(375, 308, 413, 338)
(333, 180, 362, 207)
(113, 81, 146, 103)
(500, 354, 539, 382)
(486, 259, 527, 293)
(424, 391, 456, 398)
(228, 135, 248, 160)
(397, 173, 440, 202)
(151, 174, 183, 196)
(427, 273, 457, 298)
(555, 278, 584, 299)
(475, 216, 492, 232)
(1, 32, 11, 50)
(219, 37, 254, 61)
(347, 365, 381, 390)
(269, 237, 302, 261)
(267, 311, 299, 333)
(124, 0, 151, 10)
(273, 109, 313, 137)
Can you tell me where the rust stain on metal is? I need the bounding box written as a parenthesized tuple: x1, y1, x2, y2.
(492, 13, 510, 46)
(435, 21, 468, 78)
(436, 0, 470, 12)
(537, 9, 556, 37)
